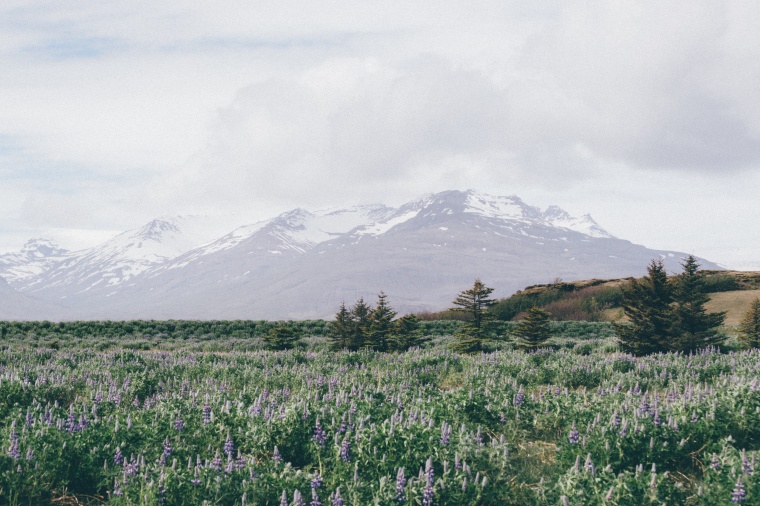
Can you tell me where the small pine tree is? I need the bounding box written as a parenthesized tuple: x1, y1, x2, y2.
(391, 314, 429, 352)
(262, 322, 300, 351)
(614, 259, 674, 355)
(671, 255, 726, 351)
(513, 306, 553, 351)
(350, 298, 373, 350)
(738, 298, 760, 349)
(366, 292, 396, 352)
(450, 278, 496, 353)
(328, 302, 355, 351)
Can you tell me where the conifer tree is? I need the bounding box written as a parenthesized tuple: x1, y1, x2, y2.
(615, 259, 674, 355)
(366, 291, 396, 352)
(738, 298, 760, 349)
(391, 314, 429, 351)
(671, 255, 726, 351)
(450, 278, 496, 353)
(513, 306, 553, 351)
(328, 302, 355, 351)
(262, 322, 300, 351)
(349, 297, 373, 350)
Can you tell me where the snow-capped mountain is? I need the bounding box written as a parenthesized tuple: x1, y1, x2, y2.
(0, 238, 71, 285)
(0, 190, 723, 320)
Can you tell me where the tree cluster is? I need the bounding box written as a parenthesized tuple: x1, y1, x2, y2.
(738, 298, 760, 349)
(328, 292, 428, 352)
(615, 256, 726, 355)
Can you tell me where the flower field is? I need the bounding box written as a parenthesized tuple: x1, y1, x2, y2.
(1, 327, 759, 504)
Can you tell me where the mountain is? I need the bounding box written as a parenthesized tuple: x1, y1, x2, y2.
(0, 190, 723, 320)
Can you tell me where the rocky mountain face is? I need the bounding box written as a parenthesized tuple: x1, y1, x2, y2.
(0, 190, 722, 320)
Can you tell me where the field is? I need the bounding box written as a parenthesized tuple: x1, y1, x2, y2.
(1, 325, 759, 505)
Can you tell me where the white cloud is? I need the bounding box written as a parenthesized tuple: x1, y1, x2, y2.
(0, 1, 758, 269)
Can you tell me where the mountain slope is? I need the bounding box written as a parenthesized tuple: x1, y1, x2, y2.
(1, 190, 723, 320)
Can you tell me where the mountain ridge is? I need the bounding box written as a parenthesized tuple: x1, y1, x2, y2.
(0, 189, 723, 320)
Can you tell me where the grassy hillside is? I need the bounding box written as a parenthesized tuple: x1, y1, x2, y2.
(488, 270, 760, 324)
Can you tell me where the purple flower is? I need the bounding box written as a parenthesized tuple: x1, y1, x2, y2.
(742, 449, 754, 475)
(224, 433, 235, 457)
(340, 438, 351, 462)
(191, 466, 202, 485)
(202, 405, 212, 425)
(514, 387, 524, 406)
(710, 453, 720, 470)
(174, 414, 185, 431)
(293, 490, 306, 506)
(732, 477, 746, 503)
(280, 490, 289, 506)
(395, 467, 406, 503)
(8, 429, 20, 460)
(439, 422, 451, 446)
(310, 488, 322, 506)
(568, 423, 580, 445)
(272, 446, 283, 463)
(311, 471, 323, 489)
(331, 488, 344, 506)
(313, 419, 327, 448)
(114, 448, 124, 466)
(112, 479, 123, 497)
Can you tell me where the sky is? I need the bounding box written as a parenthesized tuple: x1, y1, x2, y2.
(1, 1, 758, 269)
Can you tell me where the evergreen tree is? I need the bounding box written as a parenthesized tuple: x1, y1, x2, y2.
(349, 297, 373, 350)
(450, 278, 496, 353)
(366, 291, 396, 352)
(671, 255, 726, 351)
(328, 302, 355, 351)
(738, 298, 760, 349)
(262, 322, 300, 351)
(615, 259, 675, 355)
(391, 314, 429, 352)
(513, 306, 553, 351)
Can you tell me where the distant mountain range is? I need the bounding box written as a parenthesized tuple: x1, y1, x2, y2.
(0, 190, 722, 320)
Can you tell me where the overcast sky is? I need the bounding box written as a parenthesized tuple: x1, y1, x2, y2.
(1, 1, 758, 269)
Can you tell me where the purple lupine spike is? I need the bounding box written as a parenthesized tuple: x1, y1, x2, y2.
(611, 411, 621, 428)
(112, 479, 123, 497)
(395, 467, 407, 503)
(313, 419, 327, 448)
(162, 438, 172, 459)
(25, 408, 34, 427)
(191, 466, 202, 485)
(280, 490, 289, 506)
(272, 446, 283, 463)
(202, 405, 212, 425)
(293, 489, 306, 506)
(742, 449, 753, 474)
(114, 448, 124, 466)
(422, 459, 434, 505)
(340, 438, 351, 462)
(8, 426, 20, 460)
(311, 471, 323, 489)
(174, 414, 185, 431)
(331, 488, 344, 506)
(732, 477, 746, 503)
(439, 422, 451, 446)
(568, 423, 580, 444)
(224, 432, 235, 457)
(310, 488, 322, 506)
(210, 450, 223, 472)
(710, 453, 721, 470)
(514, 386, 524, 406)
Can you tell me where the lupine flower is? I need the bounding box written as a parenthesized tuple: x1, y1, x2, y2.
(331, 488, 344, 506)
(224, 432, 235, 457)
(568, 423, 580, 444)
(280, 490, 289, 506)
(8, 424, 20, 460)
(174, 414, 185, 431)
(310, 488, 322, 506)
(395, 467, 406, 503)
(732, 477, 746, 503)
(422, 458, 434, 506)
(340, 438, 351, 462)
(311, 471, 323, 489)
(210, 450, 223, 472)
(191, 466, 202, 485)
(514, 386, 524, 406)
(202, 405, 212, 425)
(742, 449, 754, 474)
(439, 422, 451, 446)
(313, 419, 327, 448)
(112, 479, 123, 497)
(273, 446, 283, 463)
(710, 453, 720, 470)
(293, 489, 306, 506)
(114, 448, 124, 466)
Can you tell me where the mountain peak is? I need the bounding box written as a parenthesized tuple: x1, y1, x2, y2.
(21, 238, 68, 258)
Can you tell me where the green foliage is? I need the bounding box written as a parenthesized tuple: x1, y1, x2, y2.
(615, 259, 674, 355)
(365, 292, 396, 351)
(490, 286, 566, 321)
(449, 278, 496, 353)
(739, 298, 760, 348)
(262, 322, 301, 350)
(671, 255, 726, 352)
(513, 306, 553, 350)
(616, 257, 727, 355)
